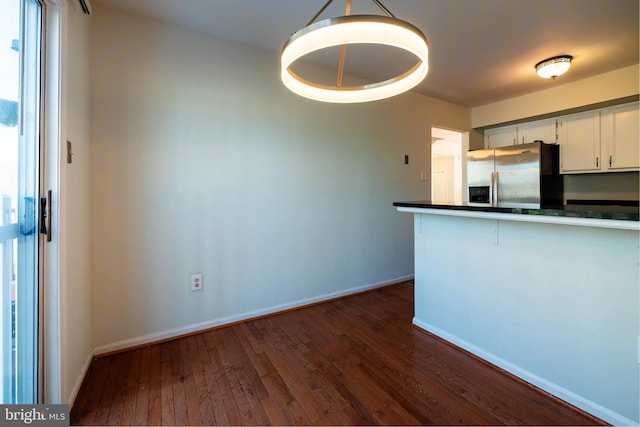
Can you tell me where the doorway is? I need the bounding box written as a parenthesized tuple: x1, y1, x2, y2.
(431, 127, 463, 204)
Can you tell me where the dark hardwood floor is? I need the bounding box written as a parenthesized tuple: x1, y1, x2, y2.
(71, 282, 606, 426)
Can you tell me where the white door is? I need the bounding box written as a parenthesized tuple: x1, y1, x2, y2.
(432, 171, 448, 202)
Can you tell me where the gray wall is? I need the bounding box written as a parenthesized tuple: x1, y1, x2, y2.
(564, 172, 640, 202)
(89, 6, 471, 353)
(59, 1, 92, 404)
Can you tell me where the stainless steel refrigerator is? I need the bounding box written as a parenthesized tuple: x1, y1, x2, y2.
(467, 141, 563, 208)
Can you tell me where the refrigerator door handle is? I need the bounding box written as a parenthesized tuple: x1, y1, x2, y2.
(494, 171, 500, 206)
(489, 171, 494, 205)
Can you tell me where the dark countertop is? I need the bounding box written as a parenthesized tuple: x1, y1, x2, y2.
(393, 201, 639, 221)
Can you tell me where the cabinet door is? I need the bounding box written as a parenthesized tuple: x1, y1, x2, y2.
(517, 119, 556, 145)
(485, 126, 516, 149)
(558, 111, 601, 173)
(603, 102, 639, 171)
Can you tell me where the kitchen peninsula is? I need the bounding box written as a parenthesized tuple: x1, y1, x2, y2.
(394, 201, 639, 426)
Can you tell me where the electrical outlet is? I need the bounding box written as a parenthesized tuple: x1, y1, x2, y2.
(190, 273, 203, 291)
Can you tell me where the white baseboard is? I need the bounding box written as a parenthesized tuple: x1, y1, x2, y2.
(67, 351, 94, 407)
(93, 275, 413, 356)
(412, 318, 637, 427)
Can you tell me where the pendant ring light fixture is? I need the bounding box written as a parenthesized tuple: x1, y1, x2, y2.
(281, 0, 429, 103)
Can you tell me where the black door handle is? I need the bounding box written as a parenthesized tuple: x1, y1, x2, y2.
(40, 190, 51, 242)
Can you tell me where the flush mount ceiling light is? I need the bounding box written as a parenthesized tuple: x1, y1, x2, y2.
(535, 55, 573, 79)
(280, 0, 429, 103)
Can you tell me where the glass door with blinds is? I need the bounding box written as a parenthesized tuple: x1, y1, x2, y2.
(0, 0, 43, 404)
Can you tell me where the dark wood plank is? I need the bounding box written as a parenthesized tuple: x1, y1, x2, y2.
(105, 351, 134, 425)
(202, 327, 243, 425)
(316, 297, 480, 424)
(92, 354, 123, 426)
(159, 344, 175, 425)
(71, 282, 607, 426)
(118, 348, 140, 426)
(235, 326, 308, 425)
(166, 340, 188, 425)
(70, 357, 108, 425)
(146, 345, 162, 426)
(255, 318, 334, 424)
(216, 327, 270, 425)
(133, 347, 151, 426)
(178, 337, 203, 426)
(190, 334, 220, 425)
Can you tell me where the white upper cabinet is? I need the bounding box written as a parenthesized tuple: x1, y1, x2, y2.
(485, 126, 516, 148)
(484, 119, 556, 149)
(557, 102, 639, 174)
(601, 101, 639, 171)
(558, 110, 601, 173)
(517, 119, 557, 145)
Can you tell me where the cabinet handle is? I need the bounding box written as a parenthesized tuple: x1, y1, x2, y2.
(521, 136, 524, 144)
(609, 155, 612, 167)
(596, 157, 599, 168)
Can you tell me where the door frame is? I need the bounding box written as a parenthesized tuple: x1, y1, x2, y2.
(430, 127, 465, 204)
(39, 0, 62, 404)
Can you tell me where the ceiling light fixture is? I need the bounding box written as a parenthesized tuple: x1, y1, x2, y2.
(280, 0, 429, 103)
(535, 55, 572, 79)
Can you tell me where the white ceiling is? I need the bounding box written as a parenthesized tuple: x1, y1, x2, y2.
(90, 0, 639, 107)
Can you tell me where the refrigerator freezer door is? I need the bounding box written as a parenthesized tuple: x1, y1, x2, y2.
(494, 143, 541, 208)
(467, 149, 494, 188)
(467, 149, 495, 205)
